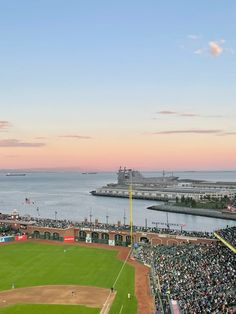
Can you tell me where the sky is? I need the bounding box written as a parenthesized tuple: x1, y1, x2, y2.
(0, 0, 236, 171)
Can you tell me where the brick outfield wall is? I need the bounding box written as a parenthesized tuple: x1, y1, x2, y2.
(1, 219, 215, 245)
(23, 224, 215, 246)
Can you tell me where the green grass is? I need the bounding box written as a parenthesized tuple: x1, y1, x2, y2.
(0, 242, 137, 314)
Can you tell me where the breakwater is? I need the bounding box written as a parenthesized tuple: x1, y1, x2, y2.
(147, 204, 236, 221)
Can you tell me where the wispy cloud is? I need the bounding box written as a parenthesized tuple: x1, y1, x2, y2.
(224, 47, 235, 54)
(188, 34, 201, 40)
(152, 129, 222, 135)
(194, 48, 205, 55)
(157, 111, 223, 118)
(0, 139, 45, 147)
(179, 113, 200, 117)
(59, 134, 92, 139)
(217, 132, 236, 136)
(158, 110, 177, 115)
(0, 121, 11, 130)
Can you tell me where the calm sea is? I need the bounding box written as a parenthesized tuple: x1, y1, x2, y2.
(0, 170, 235, 232)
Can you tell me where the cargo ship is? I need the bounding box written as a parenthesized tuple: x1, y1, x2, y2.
(6, 173, 26, 176)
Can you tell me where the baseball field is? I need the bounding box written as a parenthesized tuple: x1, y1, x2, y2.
(0, 241, 137, 314)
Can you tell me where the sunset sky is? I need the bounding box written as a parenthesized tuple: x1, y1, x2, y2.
(0, 1, 236, 170)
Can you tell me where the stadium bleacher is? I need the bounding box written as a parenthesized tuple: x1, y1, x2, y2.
(133, 238, 236, 313)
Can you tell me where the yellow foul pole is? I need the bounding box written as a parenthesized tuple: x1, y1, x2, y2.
(129, 171, 133, 246)
(214, 232, 236, 254)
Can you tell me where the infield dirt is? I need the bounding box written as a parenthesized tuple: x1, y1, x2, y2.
(0, 285, 114, 309)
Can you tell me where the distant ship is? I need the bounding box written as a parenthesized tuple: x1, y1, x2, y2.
(116, 167, 178, 185)
(6, 173, 26, 176)
(82, 172, 97, 174)
(90, 167, 236, 202)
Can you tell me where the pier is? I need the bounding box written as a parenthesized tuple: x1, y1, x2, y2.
(147, 204, 236, 221)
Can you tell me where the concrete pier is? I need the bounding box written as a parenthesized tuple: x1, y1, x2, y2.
(147, 204, 236, 221)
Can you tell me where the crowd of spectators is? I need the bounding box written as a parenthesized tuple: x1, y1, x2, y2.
(0, 212, 214, 238)
(0, 223, 22, 237)
(133, 242, 236, 313)
(134, 226, 213, 238)
(0, 224, 12, 237)
(217, 227, 236, 249)
(29, 217, 73, 229)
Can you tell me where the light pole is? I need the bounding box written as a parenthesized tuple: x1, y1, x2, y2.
(55, 211, 57, 220)
(123, 209, 126, 226)
(89, 210, 92, 225)
(180, 224, 186, 233)
(106, 213, 109, 225)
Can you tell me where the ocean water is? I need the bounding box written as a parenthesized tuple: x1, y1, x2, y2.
(0, 170, 235, 232)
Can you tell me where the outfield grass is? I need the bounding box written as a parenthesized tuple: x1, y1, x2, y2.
(0, 242, 137, 314)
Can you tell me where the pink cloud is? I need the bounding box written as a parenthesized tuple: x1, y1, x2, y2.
(157, 111, 223, 118)
(0, 121, 11, 129)
(59, 134, 92, 139)
(217, 132, 236, 136)
(209, 41, 223, 56)
(158, 111, 177, 115)
(153, 129, 222, 135)
(179, 113, 199, 117)
(0, 139, 45, 147)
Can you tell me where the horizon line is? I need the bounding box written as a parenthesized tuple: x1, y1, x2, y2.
(0, 167, 236, 172)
